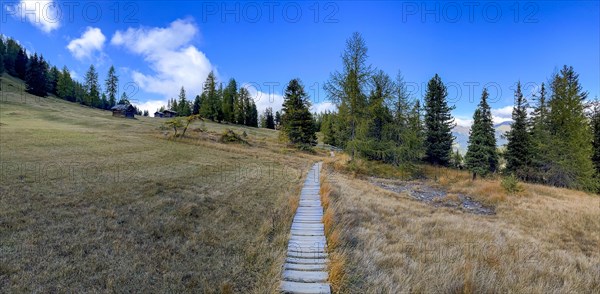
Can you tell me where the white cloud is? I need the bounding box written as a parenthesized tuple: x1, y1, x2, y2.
(454, 105, 515, 127)
(243, 84, 285, 114)
(454, 116, 474, 127)
(67, 27, 106, 60)
(311, 101, 336, 113)
(491, 106, 514, 125)
(6, 0, 60, 33)
(133, 100, 166, 117)
(111, 19, 214, 100)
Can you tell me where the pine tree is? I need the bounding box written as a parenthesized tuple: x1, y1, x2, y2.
(465, 88, 498, 179)
(84, 64, 100, 107)
(424, 74, 455, 166)
(545, 65, 596, 190)
(505, 81, 532, 179)
(324, 32, 372, 159)
(105, 65, 118, 109)
(222, 79, 237, 122)
(282, 79, 317, 148)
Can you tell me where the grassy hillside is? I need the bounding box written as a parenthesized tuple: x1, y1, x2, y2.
(0, 74, 320, 292)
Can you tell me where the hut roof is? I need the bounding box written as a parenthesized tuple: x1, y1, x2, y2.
(111, 104, 134, 111)
(164, 109, 178, 114)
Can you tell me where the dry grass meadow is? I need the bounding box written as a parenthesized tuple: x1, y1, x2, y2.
(2, 73, 599, 293)
(0, 74, 321, 292)
(324, 155, 600, 293)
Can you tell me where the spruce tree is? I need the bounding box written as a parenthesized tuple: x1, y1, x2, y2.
(0, 37, 5, 75)
(25, 53, 48, 97)
(15, 48, 28, 79)
(465, 88, 498, 179)
(100, 93, 109, 109)
(200, 71, 220, 121)
(222, 79, 237, 122)
(48, 66, 59, 96)
(248, 100, 258, 127)
(275, 111, 281, 129)
(4, 38, 20, 76)
(423, 74, 455, 166)
(119, 92, 130, 104)
(105, 65, 118, 108)
(84, 64, 100, 107)
(505, 81, 532, 179)
(529, 82, 551, 182)
(265, 107, 275, 129)
(178, 86, 191, 116)
(282, 79, 317, 148)
(192, 95, 202, 115)
(236, 88, 249, 124)
(590, 100, 600, 175)
(546, 66, 596, 190)
(57, 66, 74, 101)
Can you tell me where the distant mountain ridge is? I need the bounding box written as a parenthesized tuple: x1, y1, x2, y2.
(452, 121, 512, 154)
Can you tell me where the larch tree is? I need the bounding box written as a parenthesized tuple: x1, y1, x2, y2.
(324, 32, 372, 159)
(546, 65, 596, 190)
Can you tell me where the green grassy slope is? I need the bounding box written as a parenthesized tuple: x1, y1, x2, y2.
(0, 74, 317, 292)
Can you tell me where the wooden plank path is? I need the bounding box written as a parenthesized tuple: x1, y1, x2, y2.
(280, 162, 331, 294)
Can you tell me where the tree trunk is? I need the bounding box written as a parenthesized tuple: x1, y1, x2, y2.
(472, 172, 477, 181)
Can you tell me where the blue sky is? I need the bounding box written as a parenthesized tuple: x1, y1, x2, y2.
(1, 0, 598, 123)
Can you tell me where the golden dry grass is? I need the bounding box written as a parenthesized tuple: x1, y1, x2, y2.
(320, 173, 346, 293)
(0, 75, 321, 292)
(323, 157, 600, 293)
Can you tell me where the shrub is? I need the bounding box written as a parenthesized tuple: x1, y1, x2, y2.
(501, 174, 523, 194)
(219, 129, 249, 145)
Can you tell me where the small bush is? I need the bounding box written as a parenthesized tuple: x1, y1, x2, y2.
(501, 174, 523, 194)
(219, 129, 249, 145)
